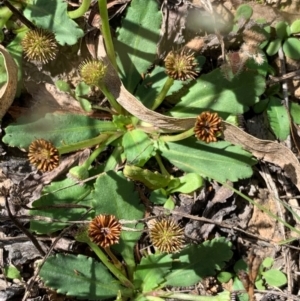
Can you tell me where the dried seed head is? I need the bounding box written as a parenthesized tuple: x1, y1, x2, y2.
(21, 29, 58, 64)
(79, 60, 107, 86)
(149, 218, 185, 253)
(164, 48, 199, 81)
(28, 139, 59, 172)
(194, 111, 222, 143)
(88, 214, 122, 248)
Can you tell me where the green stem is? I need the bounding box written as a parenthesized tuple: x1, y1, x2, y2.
(57, 131, 120, 155)
(151, 77, 174, 110)
(160, 127, 195, 142)
(83, 132, 122, 168)
(87, 241, 134, 289)
(68, 0, 91, 19)
(98, 82, 123, 114)
(148, 291, 229, 301)
(0, 6, 13, 29)
(75, 230, 134, 289)
(92, 104, 115, 114)
(98, 0, 117, 69)
(155, 153, 170, 176)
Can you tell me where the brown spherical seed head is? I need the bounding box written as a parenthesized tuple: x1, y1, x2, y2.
(194, 111, 222, 143)
(79, 60, 107, 87)
(164, 48, 199, 81)
(149, 218, 185, 253)
(21, 29, 58, 64)
(28, 139, 59, 172)
(88, 214, 122, 248)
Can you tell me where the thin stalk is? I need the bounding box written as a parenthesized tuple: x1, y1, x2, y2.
(160, 127, 195, 142)
(98, 82, 123, 114)
(98, 0, 117, 69)
(57, 132, 120, 155)
(148, 291, 229, 301)
(104, 247, 125, 274)
(151, 77, 174, 110)
(68, 0, 91, 19)
(92, 104, 115, 114)
(81, 132, 122, 169)
(155, 153, 170, 176)
(87, 241, 134, 289)
(75, 230, 134, 289)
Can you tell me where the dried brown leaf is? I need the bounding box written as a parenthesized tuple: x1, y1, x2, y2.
(97, 38, 196, 132)
(0, 45, 18, 119)
(223, 121, 300, 191)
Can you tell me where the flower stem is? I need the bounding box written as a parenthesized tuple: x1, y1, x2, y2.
(151, 77, 174, 110)
(87, 241, 134, 289)
(57, 131, 121, 155)
(68, 0, 91, 19)
(155, 153, 170, 176)
(146, 290, 230, 301)
(98, 82, 123, 115)
(98, 0, 117, 69)
(160, 127, 195, 142)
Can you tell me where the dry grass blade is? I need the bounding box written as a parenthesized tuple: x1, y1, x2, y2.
(0, 44, 18, 119)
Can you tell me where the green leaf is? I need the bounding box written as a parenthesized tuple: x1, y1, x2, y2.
(2, 113, 117, 148)
(267, 96, 289, 140)
(149, 189, 169, 205)
(24, 0, 84, 45)
(30, 178, 93, 234)
(55, 80, 71, 93)
(92, 171, 144, 267)
(123, 165, 171, 190)
(122, 129, 154, 166)
(40, 254, 130, 300)
(253, 98, 269, 114)
(255, 278, 265, 290)
(75, 82, 92, 112)
(233, 277, 249, 301)
(135, 66, 185, 108)
(265, 38, 282, 56)
(167, 173, 203, 194)
(290, 102, 300, 124)
(165, 237, 232, 287)
(158, 138, 256, 182)
(217, 271, 233, 283)
(114, 0, 162, 92)
(283, 38, 300, 60)
(262, 269, 287, 287)
(169, 69, 265, 117)
(4, 265, 21, 280)
(291, 19, 300, 34)
(262, 257, 273, 268)
(276, 21, 289, 39)
(234, 4, 253, 22)
(134, 254, 172, 292)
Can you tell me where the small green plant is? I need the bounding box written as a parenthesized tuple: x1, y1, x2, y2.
(254, 257, 287, 289)
(1, 1, 296, 300)
(265, 19, 300, 60)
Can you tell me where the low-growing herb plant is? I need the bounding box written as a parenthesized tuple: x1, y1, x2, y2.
(0, 0, 297, 300)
